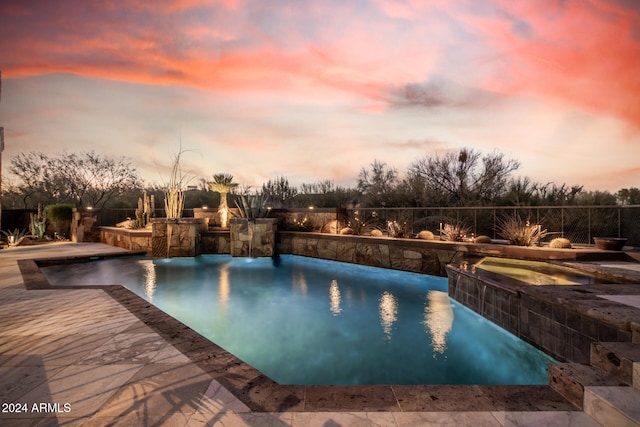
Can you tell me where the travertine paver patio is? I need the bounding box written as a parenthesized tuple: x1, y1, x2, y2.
(0, 242, 600, 426)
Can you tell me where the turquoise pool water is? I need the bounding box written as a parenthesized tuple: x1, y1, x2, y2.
(41, 255, 555, 385)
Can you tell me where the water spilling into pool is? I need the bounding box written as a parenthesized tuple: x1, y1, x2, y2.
(41, 255, 555, 385)
(475, 257, 612, 285)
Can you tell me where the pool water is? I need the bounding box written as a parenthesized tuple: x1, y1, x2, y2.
(41, 255, 555, 385)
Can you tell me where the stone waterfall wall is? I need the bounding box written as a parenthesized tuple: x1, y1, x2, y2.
(229, 218, 277, 257)
(151, 218, 205, 257)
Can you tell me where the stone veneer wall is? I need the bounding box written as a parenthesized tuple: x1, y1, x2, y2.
(100, 227, 152, 254)
(151, 218, 206, 257)
(446, 264, 633, 363)
(201, 231, 232, 254)
(100, 226, 226, 255)
(229, 218, 277, 257)
(277, 231, 470, 276)
(194, 207, 241, 229)
(71, 208, 102, 242)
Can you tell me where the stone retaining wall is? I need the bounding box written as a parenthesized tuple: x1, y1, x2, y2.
(277, 231, 470, 276)
(71, 208, 101, 242)
(99, 227, 152, 253)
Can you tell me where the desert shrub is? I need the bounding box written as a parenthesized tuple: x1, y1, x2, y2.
(474, 235, 492, 244)
(441, 223, 470, 242)
(549, 237, 572, 248)
(387, 220, 411, 238)
(45, 204, 74, 238)
(283, 216, 314, 231)
(345, 213, 380, 235)
(321, 220, 343, 234)
(498, 215, 549, 246)
(417, 230, 435, 240)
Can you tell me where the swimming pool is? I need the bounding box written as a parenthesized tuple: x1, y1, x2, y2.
(40, 255, 555, 385)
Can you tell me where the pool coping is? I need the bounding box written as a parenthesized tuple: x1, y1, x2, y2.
(17, 254, 580, 413)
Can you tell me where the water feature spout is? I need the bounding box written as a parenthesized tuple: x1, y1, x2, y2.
(480, 284, 488, 316)
(453, 274, 463, 302)
(247, 220, 254, 257)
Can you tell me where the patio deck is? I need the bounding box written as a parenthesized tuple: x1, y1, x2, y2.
(0, 242, 603, 426)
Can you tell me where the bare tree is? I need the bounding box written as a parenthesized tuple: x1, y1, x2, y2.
(8, 151, 141, 208)
(262, 176, 298, 207)
(410, 148, 520, 206)
(357, 160, 398, 206)
(617, 187, 640, 205)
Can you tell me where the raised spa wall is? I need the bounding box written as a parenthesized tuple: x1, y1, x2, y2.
(446, 263, 636, 364)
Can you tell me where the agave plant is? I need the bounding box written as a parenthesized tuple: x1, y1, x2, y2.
(344, 212, 381, 236)
(2, 228, 28, 246)
(498, 215, 549, 246)
(233, 194, 271, 220)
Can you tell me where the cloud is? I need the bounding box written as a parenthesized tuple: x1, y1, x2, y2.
(383, 77, 504, 110)
(465, 0, 640, 126)
(2, 0, 639, 193)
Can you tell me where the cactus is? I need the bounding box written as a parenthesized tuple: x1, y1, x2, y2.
(29, 204, 47, 239)
(134, 191, 155, 228)
(474, 235, 493, 244)
(549, 237, 572, 248)
(417, 230, 435, 240)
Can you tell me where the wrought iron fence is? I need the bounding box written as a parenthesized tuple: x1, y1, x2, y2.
(94, 205, 640, 247)
(345, 205, 640, 247)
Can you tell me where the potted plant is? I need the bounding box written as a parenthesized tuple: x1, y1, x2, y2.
(593, 237, 627, 251)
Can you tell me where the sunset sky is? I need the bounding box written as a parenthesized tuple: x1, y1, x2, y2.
(1, 0, 639, 192)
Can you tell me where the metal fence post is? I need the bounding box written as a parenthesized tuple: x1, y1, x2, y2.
(618, 207, 621, 238)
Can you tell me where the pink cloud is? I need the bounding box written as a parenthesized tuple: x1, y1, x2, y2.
(465, 1, 640, 126)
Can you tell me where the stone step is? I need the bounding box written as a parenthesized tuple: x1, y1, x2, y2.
(548, 363, 625, 408)
(584, 386, 640, 427)
(591, 342, 640, 388)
